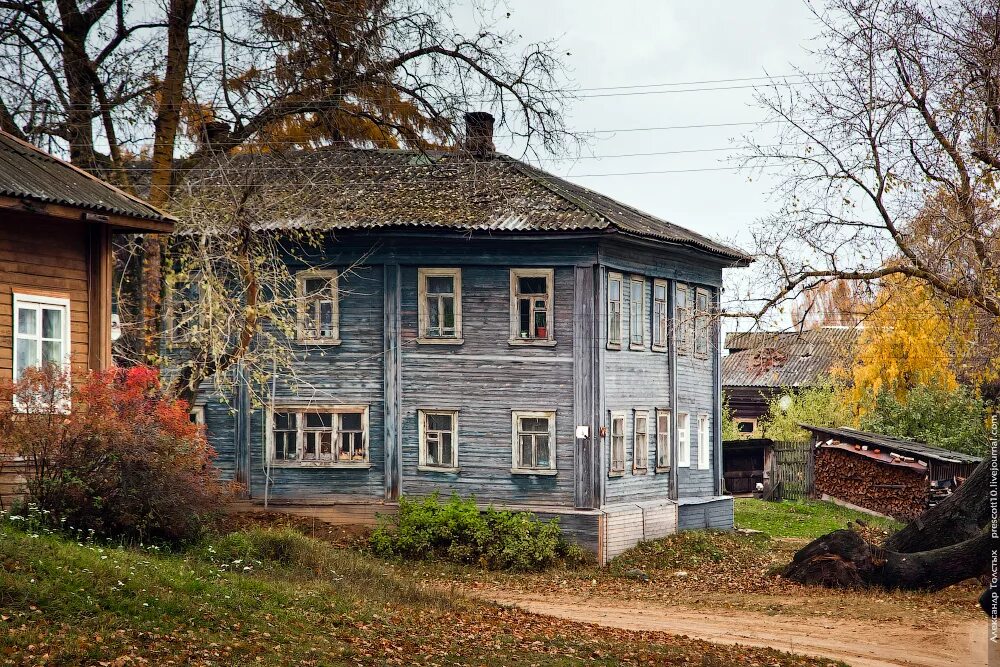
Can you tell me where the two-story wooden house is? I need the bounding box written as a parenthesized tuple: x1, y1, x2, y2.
(184, 115, 750, 562)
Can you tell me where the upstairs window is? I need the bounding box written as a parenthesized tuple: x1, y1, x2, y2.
(677, 412, 691, 468)
(676, 284, 692, 355)
(655, 409, 671, 470)
(633, 410, 649, 472)
(629, 277, 645, 349)
(269, 406, 368, 466)
(13, 294, 70, 381)
(167, 272, 208, 344)
(652, 279, 668, 351)
(418, 269, 462, 342)
(607, 272, 623, 349)
(695, 288, 711, 359)
(419, 410, 459, 471)
(609, 411, 626, 475)
(511, 410, 557, 473)
(296, 270, 339, 344)
(510, 269, 554, 344)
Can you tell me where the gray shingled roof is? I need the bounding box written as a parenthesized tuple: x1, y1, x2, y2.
(176, 148, 750, 262)
(0, 130, 174, 224)
(801, 424, 983, 465)
(722, 327, 859, 388)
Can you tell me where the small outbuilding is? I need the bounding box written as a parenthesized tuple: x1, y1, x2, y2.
(801, 424, 982, 519)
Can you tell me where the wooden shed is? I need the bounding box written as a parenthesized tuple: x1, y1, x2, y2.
(802, 424, 982, 519)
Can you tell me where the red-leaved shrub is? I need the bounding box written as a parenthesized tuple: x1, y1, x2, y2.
(0, 366, 237, 544)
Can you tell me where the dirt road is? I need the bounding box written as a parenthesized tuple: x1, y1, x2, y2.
(478, 590, 990, 667)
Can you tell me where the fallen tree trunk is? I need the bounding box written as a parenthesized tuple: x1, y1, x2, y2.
(884, 458, 990, 553)
(785, 529, 991, 591)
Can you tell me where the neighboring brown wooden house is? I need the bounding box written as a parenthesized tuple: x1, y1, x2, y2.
(722, 327, 859, 436)
(0, 130, 173, 506)
(0, 130, 174, 379)
(802, 424, 981, 519)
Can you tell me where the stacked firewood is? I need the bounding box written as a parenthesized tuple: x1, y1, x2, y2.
(814, 447, 927, 519)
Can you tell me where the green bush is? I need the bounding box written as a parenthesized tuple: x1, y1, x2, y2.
(201, 527, 329, 572)
(369, 494, 587, 571)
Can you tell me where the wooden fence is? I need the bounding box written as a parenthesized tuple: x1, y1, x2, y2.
(770, 441, 814, 501)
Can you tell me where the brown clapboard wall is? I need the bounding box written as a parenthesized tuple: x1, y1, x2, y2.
(0, 213, 95, 380)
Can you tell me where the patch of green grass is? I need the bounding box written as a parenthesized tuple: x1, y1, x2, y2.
(0, 522, 838, 666)
(735, 498, 903, 539)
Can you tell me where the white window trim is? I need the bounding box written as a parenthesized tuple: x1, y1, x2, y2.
(676, 283, 691, 355)
(416, 268, 463, 344)
(608, 410, 626, 477)
(189, 405, 206, 425)
(12, 292, 72, 381)
(655, 408, 671, 471)
(296, 269, 341, 345)
(629, 276, 645, 350)
(511, 410, 557, 475)
(697, 413, 711, 469)
(417, 409, 459, 472)
(509, 268, 556, 347)
(677, 412, 691, 468)
(265, 404, 370, 468)
(607, 271, 623, 350)
(652, 279, 669, 352)
(633, 410, 649, 473)
(694, 287, 711, 359)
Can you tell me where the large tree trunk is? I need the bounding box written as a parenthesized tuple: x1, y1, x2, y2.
(785, 529, 991, 591)
(884, 458, 990, 553)
(140, 0, 198, 361)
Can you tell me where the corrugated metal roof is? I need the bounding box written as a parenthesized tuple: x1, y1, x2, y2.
(0, 130, 173, 224)
(722, 328, 859, 388)
(172, 148, 750, 262)
(802, 424, 983, 465)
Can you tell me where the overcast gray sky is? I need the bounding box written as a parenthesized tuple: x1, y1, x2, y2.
(488, 0, 822, 256)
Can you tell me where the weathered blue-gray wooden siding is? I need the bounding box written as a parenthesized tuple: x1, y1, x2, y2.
(194, 231, 728, 515)
(676, 496, 734, 530)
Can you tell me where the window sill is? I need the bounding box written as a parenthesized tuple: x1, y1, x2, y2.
(651, 345, 668, 353)
(297, 338, 342, 346)
(629, 342, 646, 351)
(632, 467, 648, 475)
(268, 461, 371, 469)
(417, 465, 460, 474)
(510, 468, 558, 476)
(677, 463, 691, 469)
(655, 466, 672, 474)
(415, 337, 464, 346)
(608, 470, 625, 478)
(508, 338, 557, 347)
(606, 342, 622, 351)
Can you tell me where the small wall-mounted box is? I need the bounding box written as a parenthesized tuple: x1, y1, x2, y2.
(575, 425, 591, 439)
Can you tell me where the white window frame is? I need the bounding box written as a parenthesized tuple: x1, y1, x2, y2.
(629, 276, 645, 349)
(417, 268, 463, 344)
(694, 287, 711, 359)
(418, 409, 459, 472)
(609, 411, 626, 476)
(12, 293, 71, 382)
(633, 410, 649, 472)
(189, 405, 206, 425)
(655, 408, 671, 471)
(266, 405, 370, 467)
(652, 279, 668, 352)
(677, 412, 691, 468)
(698, 413, 711, 469)
(607, 271, 623, 350)
(511, 410, 557, 474)
(509, 268, 555, 346)
(296, 269, 340, 345)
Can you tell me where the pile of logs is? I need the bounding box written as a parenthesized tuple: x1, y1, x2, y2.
(814, 447, 927, 519)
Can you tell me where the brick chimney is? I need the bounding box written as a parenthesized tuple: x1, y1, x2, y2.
(462, 112, 495, 155)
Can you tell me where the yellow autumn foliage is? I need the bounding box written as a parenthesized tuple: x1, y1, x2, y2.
(840, 278, 971, 415)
